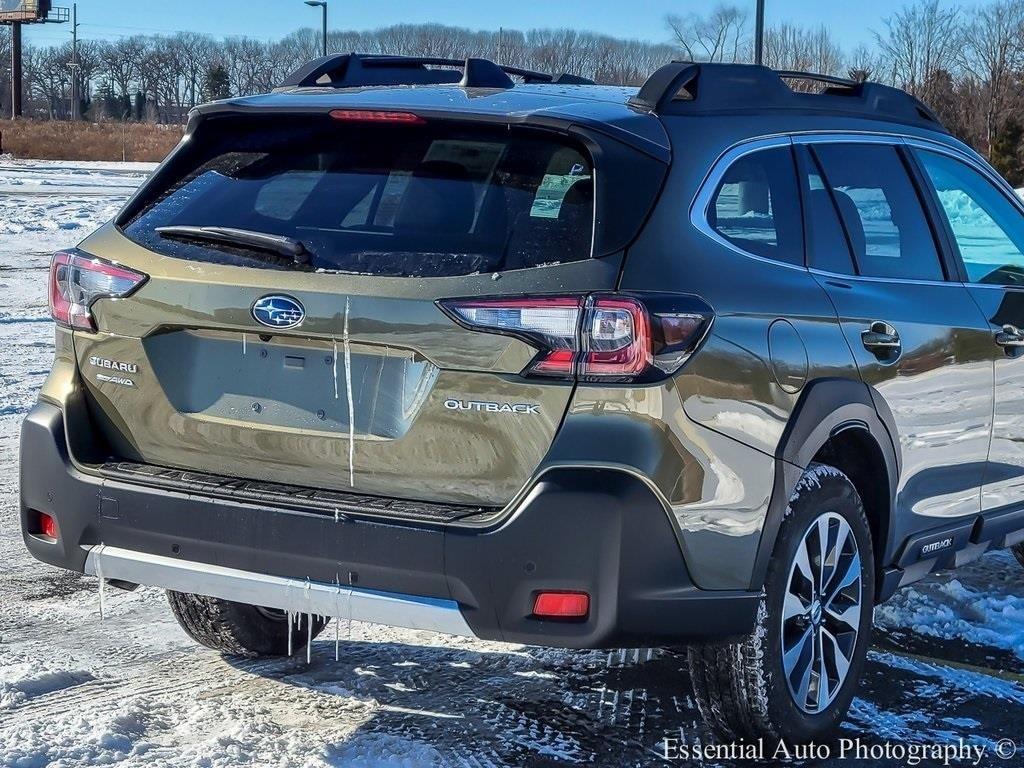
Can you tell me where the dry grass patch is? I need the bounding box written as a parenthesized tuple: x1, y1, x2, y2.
(0, 120, 183, 162)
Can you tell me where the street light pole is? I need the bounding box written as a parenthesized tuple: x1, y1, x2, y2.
(304, 1, 328, 58)
(69, 3, 80, 120)
(754, 0, 765, 66)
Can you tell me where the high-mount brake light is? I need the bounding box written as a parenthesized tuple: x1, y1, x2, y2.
(440, 294, 712, 382)
(49, 250, 148, 331)
(329, 109, 427, 124)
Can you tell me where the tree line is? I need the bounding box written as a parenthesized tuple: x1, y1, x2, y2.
(1, 0, 1022, 184)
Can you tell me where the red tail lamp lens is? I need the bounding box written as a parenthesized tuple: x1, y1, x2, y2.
(581, 297, 652, 377)
(533, 591, 590, 619)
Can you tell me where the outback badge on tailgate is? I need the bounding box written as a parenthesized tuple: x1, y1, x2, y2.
(444, 399, 540, 415)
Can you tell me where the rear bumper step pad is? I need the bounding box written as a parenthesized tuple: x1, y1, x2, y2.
(99, 461, 493, 525)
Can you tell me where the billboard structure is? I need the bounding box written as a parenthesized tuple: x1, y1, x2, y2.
(0, 1, 52, 23)
(2, 1, 66, 118)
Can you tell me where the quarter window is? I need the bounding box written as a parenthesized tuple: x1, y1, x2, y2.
(916, 150, 1024, 286)
(708, 146, 804, 265)
(812, 144, 944, 281)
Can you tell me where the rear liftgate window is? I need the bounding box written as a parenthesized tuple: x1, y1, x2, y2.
(122, 119, 595, 278)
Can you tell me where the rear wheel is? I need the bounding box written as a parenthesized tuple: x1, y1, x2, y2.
(1013, 543, 1024, 570)
(167, 591, 327, 657)
(687, 463, 874, 743)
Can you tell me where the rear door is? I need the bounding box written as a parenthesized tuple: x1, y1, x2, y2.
(797, 139, 993, 536)
(911, 146, 1024, 514)
(74, 113, 634, 507)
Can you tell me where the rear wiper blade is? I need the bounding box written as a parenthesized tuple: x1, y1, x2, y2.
(156, 226, 311, 265)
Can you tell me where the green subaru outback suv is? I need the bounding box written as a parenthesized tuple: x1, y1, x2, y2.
(21, 54, 1024, 743)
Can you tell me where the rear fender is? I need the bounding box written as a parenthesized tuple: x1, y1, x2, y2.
(749, 378, 900, 591)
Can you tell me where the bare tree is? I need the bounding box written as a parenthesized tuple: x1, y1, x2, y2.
(961, 0, 1024, 154)
(764, 24, 843, 76)
(665, 4, 751, 63)
(875, 0, 962, 103)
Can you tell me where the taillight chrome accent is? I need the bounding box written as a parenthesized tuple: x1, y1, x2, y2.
(440, 293, 712, 382)
(49, 250, 148, 331)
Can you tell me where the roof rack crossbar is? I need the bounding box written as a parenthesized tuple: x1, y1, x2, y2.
(274, 53, 595, 92)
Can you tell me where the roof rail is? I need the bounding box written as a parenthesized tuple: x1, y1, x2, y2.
(628, 62, 945, 131)
(274, 53, 595, 92)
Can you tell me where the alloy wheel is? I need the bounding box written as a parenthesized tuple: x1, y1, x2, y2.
(780, 511, 863, 714)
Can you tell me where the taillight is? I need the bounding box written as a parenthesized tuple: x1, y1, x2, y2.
(440, 293, 712, 382)
(49, 250, 147, 331)
(581, 297, 652, 378)
(441, 297, 582, 377)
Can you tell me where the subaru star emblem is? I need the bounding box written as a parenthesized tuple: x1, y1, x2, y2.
(252, 295, 305, 329)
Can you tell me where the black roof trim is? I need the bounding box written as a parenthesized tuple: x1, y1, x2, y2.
(274, 53, 596, 91)
(628, 62, 946, 131)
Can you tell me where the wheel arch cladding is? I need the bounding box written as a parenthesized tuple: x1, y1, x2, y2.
(749, 378, 900, 592)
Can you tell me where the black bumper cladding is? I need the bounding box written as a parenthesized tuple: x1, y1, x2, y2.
(20, 402, 759, 648)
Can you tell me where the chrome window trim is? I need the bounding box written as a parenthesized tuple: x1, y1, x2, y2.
(807, 267, 967, 289)
(692, 129, 1024, 286)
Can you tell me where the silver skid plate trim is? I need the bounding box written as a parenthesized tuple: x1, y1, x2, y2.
(83, 544, 475, 638)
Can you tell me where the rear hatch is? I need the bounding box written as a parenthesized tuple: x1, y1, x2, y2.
(69, 109, 666, 507)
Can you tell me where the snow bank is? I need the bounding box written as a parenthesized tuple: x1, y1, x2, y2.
(875, 550, 1024, 659)
(0, 160, 153, 260)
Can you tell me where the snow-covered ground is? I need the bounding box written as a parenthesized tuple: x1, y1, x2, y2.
(1, 160, 1023, 767)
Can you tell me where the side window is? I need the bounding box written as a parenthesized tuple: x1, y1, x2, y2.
(799, 149, 855, 275)
(709, 146, 804, 265)
(813, 144, 944, 281)
(915, 150, 1024, 286)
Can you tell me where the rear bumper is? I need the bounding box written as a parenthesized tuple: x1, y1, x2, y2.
(21, 401, 759, 648)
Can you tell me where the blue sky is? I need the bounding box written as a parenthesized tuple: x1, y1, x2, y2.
(21, 0, 941, 50)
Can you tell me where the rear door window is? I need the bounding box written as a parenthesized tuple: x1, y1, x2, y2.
(812, 144, 944, 281)
(122, 120, 595, 278)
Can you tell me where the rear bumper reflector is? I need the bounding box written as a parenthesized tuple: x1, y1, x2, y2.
(83, 544, 475, 638)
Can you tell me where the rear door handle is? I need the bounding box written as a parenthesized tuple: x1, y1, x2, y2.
(861, 321, 901, 357)
(995, 324, 1024, 348)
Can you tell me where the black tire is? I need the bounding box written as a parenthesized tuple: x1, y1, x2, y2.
(167, 590, 328, 657)
(687, 463, 875, 744)
(1013, 543, 1024, 570)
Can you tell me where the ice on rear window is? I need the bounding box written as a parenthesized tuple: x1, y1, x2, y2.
(122, 121, 595, 278)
